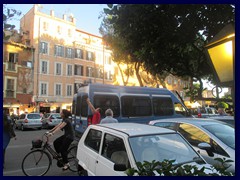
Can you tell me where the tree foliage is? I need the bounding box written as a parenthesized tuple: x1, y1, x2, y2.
(100, 4, 235, 91)
(3, 4, 22, 40)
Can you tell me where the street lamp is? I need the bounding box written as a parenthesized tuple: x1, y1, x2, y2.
(205, 23, 235, 87)
(205, 23, 235, 109)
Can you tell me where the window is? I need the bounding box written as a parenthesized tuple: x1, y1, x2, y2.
(40, 42, 48, 54)
(104, 71, 112, 80)
(86, 51, 95, 61)
(75, 49, 83, 59)
(66, 48, 74, 58)
(74, 65, 83, 76)
(105, 56, 111, 65)
(55, 63, 62, 75)
(152, 97, 174, 116)
(9, 53, 18, 63)
(6, 79, 15, 97)
(67, 64, 73, 76)
(43, 22, 49, 31)
(75, 95, 88, 117)
(95, 68, 103, 79)
(57, 25, 62, 34)
(174, 102, 187, 116)
(66, 85, 72, 96)
(84, 129, 102, 152)
(94, 95, 120, 117)
(68, 29, 72, 37)
(55, 84, 61, 96)
(121, 96, 151, 117)
(101, 133, 129, 167)
(86, 67, 94, 77)
(54, 45, 64, 57)
(41, 61, 48, 74)
(40, 83, 47, 95)
(154, 122, 176, 130)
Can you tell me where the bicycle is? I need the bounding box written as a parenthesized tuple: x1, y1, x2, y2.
(21, 132, 78, 176)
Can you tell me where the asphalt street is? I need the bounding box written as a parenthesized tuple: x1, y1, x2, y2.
(3, 128, 78, 176)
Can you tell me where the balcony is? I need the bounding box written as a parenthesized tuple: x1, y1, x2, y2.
(7, 62, 16, 71)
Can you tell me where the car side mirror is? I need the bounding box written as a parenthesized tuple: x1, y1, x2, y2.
(113, 164, 127, 171)
(198, 142, 214, 157)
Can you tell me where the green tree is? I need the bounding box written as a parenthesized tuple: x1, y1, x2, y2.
(100, 4, 235, 93)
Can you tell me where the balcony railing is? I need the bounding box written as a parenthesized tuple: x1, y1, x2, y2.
(7, 62, 16, 71)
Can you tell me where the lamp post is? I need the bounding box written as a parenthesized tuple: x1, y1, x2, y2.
(205, 23, 235, 109)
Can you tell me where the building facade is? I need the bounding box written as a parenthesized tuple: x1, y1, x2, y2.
(19, 5, 115, 113)
(3, 39, 35, 115)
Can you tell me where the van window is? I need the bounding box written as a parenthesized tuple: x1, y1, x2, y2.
(72, 99, 76, 115)
(121, 96, 152, 117)
(76, 96, 81, 116)
(94, 95, 120, 117)
(81, 95, 88, 117)
(174, 102, 187, 116)
(152, 97, 174, 116)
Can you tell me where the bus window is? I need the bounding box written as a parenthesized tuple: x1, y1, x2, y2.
(81, 95, 88, 117)
(152, 97, 174, 116)
(76, 96, 81, 116)
(174, 102, 187, 116)
(121, 96, 152, 117)
(94, 95, 120, 118)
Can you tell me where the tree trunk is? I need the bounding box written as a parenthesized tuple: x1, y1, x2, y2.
(134, 62, 144, 87)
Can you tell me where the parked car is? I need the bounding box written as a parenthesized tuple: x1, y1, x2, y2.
(209, 115, 235, 128)
(15, 113, 42, 131)
(189, 107, 218, 118)
(41, 113, 62, 129)
(76, 123, 214, 176)
(148, 118, 235, 173)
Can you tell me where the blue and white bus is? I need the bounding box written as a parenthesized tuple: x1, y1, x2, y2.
(72, 83, 190, 137)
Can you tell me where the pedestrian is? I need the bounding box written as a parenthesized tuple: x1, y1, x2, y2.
(3, 112, 17, 168)
(47, 109, 75, 170)
(100, 108, 118, 124)
(86, 98, 101, 124)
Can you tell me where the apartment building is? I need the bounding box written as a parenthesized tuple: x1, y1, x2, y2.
(3, 37, 35, 115)
(19, 5, 115, 113)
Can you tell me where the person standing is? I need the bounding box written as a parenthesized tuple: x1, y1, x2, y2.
(3, 112, 17, 168)
(47, 109, 75, 170)
(86, 98, 101, 124)
(100, 109, 118, 124)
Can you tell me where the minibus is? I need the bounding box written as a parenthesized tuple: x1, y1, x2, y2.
(72, 83, 190, 137)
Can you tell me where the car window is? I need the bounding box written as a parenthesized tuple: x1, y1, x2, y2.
(203, 124, 235, 150)
(101, 133, 129, 167)
(174, 102, 187, 116)
(178, 123, 210, 146)
(153, 122, 176, 130)
(27, 114, 41, 119)
(129, 133, 200, 164)
(84, 129, 102, 152)
(200, 108, 207, 114)
(178, 123, 230, 156)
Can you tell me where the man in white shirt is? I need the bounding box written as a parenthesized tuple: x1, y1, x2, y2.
(100, 109, 118, 124)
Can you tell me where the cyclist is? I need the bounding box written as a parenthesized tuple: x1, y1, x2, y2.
(47, 109, 75, 170)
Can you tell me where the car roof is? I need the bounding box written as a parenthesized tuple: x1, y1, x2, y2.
(95, 123, 175, 136)
(149, 117, 228, 126)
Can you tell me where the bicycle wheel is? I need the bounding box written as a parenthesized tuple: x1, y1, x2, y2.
(22, 150, 51, 176)
(67, 145, 78, 172)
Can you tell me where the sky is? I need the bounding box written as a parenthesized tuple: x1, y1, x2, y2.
(5, 4, 108, 36)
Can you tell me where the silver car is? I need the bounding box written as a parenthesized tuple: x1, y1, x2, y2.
(16, 113, 42, 131)
(148, 118, 235, 173)
(41, 113, 62, 129)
